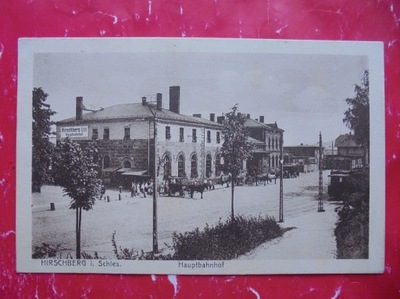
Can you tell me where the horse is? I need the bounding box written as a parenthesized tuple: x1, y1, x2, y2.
(187, 183, 208, 199)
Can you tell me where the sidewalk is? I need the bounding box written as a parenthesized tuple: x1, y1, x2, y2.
(238, 201, 339, 260)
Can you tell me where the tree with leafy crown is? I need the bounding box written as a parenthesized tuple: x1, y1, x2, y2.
(221, 105, 254, 220)
(343, 70, 369, 165)
(32, 87, 56, 192)
(52, 138, 101, 259)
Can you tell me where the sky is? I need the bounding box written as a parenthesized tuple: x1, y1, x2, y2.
(33, 48, 368, 146)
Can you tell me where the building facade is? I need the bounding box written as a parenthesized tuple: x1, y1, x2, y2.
(242, 116, 284, 175)
(56, 86, 285, 187)
(283, 145, 320, 173)
(56, 86, 223, 188)
(324, 134, 365, 170)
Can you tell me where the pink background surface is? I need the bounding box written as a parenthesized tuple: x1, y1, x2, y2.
(1, 1, 399, 298)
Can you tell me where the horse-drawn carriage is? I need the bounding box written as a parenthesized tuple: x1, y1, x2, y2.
(283, 164, 300, 178)
(166, 177, 208, 199)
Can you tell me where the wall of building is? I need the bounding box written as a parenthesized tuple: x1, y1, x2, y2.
(156, 122, 221, 181)
(98, 139, 149, 170)
(57, 120, 150, 141)
(338, 147, 364, 156)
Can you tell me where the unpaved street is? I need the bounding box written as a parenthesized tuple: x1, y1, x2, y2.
(32, 170, 338, 259)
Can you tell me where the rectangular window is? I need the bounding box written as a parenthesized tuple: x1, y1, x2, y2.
(207, 130, 211, 143)
(124, 127, 130, 140)
(179, 128, 184, 142)
(192, 129, 197, 143)
(165, 126, 171, 140)
(92, 128, 98, 140)
(216, 132, 221, 144)
(103, 128, 109, 140)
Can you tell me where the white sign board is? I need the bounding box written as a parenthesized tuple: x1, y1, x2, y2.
(60, 126, 88, 138)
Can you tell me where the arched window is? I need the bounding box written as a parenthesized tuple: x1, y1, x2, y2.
(178, 154, 185, 178)
(272, 137, 275, 149)
(275, 156, 279, 168)
(163, 154, 171, 179)
(215, 153, 221, 176)
(103, 155, 111, 169)
(123, 160, 131, 168)
(206, 154, 212, 178)
(190, 154, 198, 178)
(276, 137, 279, 149)
(268, 137, 271, 149)
(271, 156, 274, 168)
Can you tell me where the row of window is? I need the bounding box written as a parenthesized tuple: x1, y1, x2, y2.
(166, 126, 220, 144)
(270, 155, 280, 169)
(268, 136, 281, 150)
(165, 153, 220, 179)
(92, 127, 130, 140)
(92, 126, 221, 143)
(103, 153, 221, 179)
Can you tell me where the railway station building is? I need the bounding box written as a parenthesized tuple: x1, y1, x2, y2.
(56, 86, 285, 188)
(56, 86, 223, 188)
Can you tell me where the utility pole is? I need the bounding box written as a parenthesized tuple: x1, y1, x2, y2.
(318, 132, 325, 213)
(148, 94, 161, 253)
(279, 132, 284, 222)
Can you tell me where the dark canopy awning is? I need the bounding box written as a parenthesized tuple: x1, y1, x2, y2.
(103, 166, 121, 173)
(121, 169, 149, 176)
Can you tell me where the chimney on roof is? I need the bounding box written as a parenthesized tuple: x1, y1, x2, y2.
(193, 113, 201, 118)
(156, 93, 162, 111)
(210, 113, 215, 122)
(217, 116, 225, 124)
(142, 97, 147, 105)
(76, 96, 83, 120)
(259, 116, 264, 123)
(247, 114, 250, 119)
(169, 86, 180, 114)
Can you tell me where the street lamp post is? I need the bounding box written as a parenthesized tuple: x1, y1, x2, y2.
(152, 113, 158, 252)
(279, 132, 284, 223)
(147, 94, 162, 253)
(318, 132, 325, 213)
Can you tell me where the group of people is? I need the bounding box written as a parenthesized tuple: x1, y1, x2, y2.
(99, 177, 217, 200)
(129, 181, 154, 198)
(129, 178, 216, 198)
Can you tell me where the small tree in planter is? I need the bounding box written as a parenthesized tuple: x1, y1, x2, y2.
(221, 105, 253, 220)
(52, 138, 101, 259)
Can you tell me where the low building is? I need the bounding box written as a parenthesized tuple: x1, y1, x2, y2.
(283, 144, 321, 173)
(324, 134, 364, 170)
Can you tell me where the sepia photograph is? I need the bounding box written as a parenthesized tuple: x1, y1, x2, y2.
(17, 38, 384, 274)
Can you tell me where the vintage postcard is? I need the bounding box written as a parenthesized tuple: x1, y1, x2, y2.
(17, 38, 384, 274)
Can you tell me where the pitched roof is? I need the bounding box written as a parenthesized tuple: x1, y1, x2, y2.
(57, 103, 222, 128)
(335, 134, 360, 147)
(244, 118, 272, 128)
(244, 118, 283, 132)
